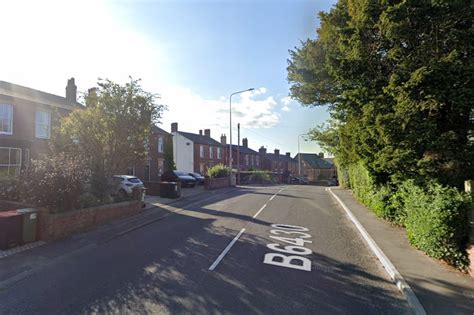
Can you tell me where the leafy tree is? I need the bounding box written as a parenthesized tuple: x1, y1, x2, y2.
(164, 136, 176, 171)
(287, 0, 473, 187)
(58, 78, 165, 196)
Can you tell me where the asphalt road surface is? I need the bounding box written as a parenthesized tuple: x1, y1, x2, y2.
(0, 185, 410, 314)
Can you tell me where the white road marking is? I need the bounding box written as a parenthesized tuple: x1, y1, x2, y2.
(208, 228, 246, 271)
(269, 195, 276, 201)
(253, 204, 267, 219)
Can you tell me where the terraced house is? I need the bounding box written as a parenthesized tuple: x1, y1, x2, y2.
(231, 138, 260, 171)
(171, 122, 227, 175)
(0, 78, 83, 177)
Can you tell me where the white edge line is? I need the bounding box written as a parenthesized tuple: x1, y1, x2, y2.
(269, 195, 276, 201)
(327, 188, 426, 315)
(208, 228, 246, 271)
(253, 204, 267, 219)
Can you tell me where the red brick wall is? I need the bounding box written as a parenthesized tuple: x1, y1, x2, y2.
(37, 201, 141, 241)
(193, 143, 227, 175)
(204, 177, 230, 190)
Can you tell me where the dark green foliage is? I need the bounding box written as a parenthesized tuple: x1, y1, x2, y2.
(0, 177, 22, 201)
(164, 136, 176, 172)
(208, 164, 230, 178)
(397, 180, 470, 270)
(22, 153, 92, 213)
(287, 0, 473, 270)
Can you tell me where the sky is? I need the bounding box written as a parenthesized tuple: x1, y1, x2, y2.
(0, 0, 336, 156)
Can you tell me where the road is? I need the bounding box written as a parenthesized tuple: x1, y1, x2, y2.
(0, 185, 410, 314)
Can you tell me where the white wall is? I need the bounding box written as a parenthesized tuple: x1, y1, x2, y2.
(172, 132, 194, 173)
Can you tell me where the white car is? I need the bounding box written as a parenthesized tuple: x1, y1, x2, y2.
(111, 175, 144, 198)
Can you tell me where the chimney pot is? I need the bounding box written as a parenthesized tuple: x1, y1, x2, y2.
(242, 138, 248, 148)
(204, 129, 210, 137)
(171, 122, 178, 133)
(66, 78, 77, 103)
(274, 149, 280, 156)
(286, 152, 291, 157)
(220, 134, 227, 145)
(199, 130, 203, 135)
(259, 146, 267, 154)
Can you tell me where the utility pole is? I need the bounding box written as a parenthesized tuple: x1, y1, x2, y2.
(237, 123, 240, 185)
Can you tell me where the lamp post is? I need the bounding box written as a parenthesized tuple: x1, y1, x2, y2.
(229, 88, 254, 186)
(298, 133, 307, 183)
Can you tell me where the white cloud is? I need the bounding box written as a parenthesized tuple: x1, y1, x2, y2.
(281, 105, 290, 112)
(281, 96, 293, 106)
(159, 85, 281, 137)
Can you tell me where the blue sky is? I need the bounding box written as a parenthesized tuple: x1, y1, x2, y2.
(0, 0, 336, 156)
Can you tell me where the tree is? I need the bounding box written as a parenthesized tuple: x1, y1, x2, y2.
(58, 77, 165, 196)
(287, 0, 473, 187)
(164, 136, 176, 172)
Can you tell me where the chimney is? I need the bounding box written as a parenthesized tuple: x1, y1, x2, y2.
(274, 149, 280, 156)
(204, 129, 211, 137)
(86, 87, 98, 107)
(318, 152, 324, 158)
(242, 138, 248, 148)
(171, 122, 178, 133)
(286, 152, 291, 158)
(259, 146, 267, 154)
(221, 134, 227, 145)
(66, 78, 77, 103)
(199, 130, 203, 135)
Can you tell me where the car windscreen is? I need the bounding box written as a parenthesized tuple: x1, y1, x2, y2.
(127, 177, 141, 183)
(174, 171, 187, 176)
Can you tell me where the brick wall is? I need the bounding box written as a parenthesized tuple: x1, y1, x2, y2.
(143, 181, 161, 196)
(37, 200, 141, 241)
(204, 177, 230, 190)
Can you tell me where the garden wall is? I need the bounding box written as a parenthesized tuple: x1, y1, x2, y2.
(205, 177, 230, 190)
(37, 200, 142, 241)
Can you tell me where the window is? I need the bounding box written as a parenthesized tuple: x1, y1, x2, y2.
(256, 155, 259, 166)
(200, 145, 204, 158)
(217, 147, 222, 159)
(36, 111, 51, 139)
(209, 146, 213, 158)
(0, 104, 13, 134)
(251, 155, 254, 165)
(0, 147, 21, 177)
(245, 155, 249, 165)
(158, 136, 164, 153)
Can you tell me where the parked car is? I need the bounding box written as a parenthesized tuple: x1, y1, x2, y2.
(161, 170, 196, 188)
(109, 175, 144, 198)
(188, 172, 205, 185)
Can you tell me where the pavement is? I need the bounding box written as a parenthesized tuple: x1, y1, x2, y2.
(0, 185, 411, 314)
(329, 187, 474, 315)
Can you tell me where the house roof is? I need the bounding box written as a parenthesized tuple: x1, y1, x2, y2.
(231, 145, 259, 155)
(152, 125, 170, 135)
(0, 80, 83, 108)
(262, 153, 296, 163)
(177, 131, 223, 146)
(297, 153, 334, 169)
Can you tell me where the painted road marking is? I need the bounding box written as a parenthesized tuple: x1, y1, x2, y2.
(263, 224, 312, 272)
(253, 204, 267, 219)
(209, 228, 246, 271)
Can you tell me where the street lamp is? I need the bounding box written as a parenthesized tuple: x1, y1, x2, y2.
(229, 88, 254, 186)
(298, 133, 308, 183)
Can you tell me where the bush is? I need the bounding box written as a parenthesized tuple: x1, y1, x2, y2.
(400, 180, 470, 270)
(248, 170, 272, 184)
(0, 177, 22, 201)
(208, 164, 230, 178)
(22, 153, 91, 213)
(78, 192, 101, 208)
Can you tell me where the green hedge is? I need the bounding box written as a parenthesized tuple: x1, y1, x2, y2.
(344, 162, 470, 270)
(208, 164, 230, 178)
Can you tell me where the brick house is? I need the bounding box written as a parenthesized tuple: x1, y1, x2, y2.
(259, 147, 297, 175)
(0, 78, 83, 177)
(132, 125, 172, 182)
(294, 153, 336, 182)
(171, 122, 227, 175)
(231, 138, 261, 171)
